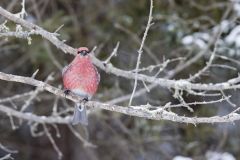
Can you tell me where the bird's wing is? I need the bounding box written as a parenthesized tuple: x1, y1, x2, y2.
(94, 66, 100, 84)
(62, 65, 69, 76)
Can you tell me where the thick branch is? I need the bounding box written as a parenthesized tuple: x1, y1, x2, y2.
(0, 71, 240, 124)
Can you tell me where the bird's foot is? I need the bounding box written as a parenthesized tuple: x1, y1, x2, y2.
(82, 97, 88, 102)
(80, 97, 88, 104)
(78, 97, 88, 111)
(64, 89, 71, 96)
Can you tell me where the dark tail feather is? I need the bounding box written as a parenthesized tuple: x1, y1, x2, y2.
(72, 103, 88, 125)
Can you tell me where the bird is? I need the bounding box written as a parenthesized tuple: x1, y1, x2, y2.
(62, 47, 100, 125)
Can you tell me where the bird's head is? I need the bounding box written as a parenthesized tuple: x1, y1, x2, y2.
(77, 47, 90, 57)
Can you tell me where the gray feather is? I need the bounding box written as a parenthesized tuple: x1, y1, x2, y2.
(72, 103, 88, 125)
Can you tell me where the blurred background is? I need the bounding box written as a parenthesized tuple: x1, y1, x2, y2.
(0, 0, 240, 160)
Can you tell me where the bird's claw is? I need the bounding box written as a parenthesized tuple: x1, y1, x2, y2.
(63, 89, 71, 98)
(80, 97, 88, 103)
(83, 97, 88, 102)
(77, 97, 88, 111)
(64, 89, 71, 96)
(79, 97, 88, 105)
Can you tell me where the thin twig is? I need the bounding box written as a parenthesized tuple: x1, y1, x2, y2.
(68, 125, 96, 147)
(129, 0, 154, 106)
(104, 42, 120, 64)
(43, 124, 63, 160)
(0, 143, 18, 154)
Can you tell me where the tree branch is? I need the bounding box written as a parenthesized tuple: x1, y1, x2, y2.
(0, 71, 240, 124)
(0, 6, 239, 92)
(0, 6, 240, 124)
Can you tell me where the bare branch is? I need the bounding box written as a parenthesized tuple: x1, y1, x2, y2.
(0, 72, 239, 124)
(43, 124, 63, 160)
(0, 143, 18, 154)
(68, 125, 96, 147)
(104, 42, 120, 65)
(129, 0, 154, 106)
(0, 154, 13, 160)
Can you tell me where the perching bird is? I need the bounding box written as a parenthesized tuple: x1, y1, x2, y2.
(62, 47, 100, 125)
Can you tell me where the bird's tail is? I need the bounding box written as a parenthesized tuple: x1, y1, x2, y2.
(72, 103, 88, 125)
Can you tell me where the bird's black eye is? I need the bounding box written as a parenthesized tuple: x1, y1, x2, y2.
(78, 50, 89, 56)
